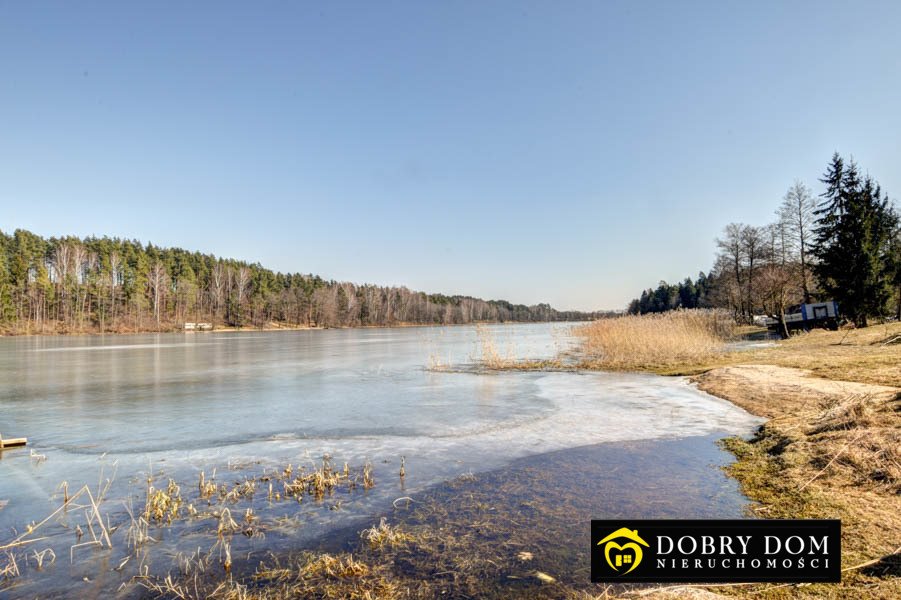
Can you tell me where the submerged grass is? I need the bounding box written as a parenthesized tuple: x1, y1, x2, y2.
(131, 439, 759, 600)
(0, 456, 392, 597)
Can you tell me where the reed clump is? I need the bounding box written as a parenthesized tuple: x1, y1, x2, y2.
(471, 324, 566, 371)
(280, 456, 360, 500)
(144, 478, 183, 524)
(361, 518, 413, 550)
(575, 309, 736, 370)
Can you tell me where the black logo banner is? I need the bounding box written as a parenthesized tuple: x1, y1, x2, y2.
(591, 519, 841, 583)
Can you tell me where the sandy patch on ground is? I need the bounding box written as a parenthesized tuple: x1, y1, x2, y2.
(691, 363, 900, 599)
(692, 364, 899, 418)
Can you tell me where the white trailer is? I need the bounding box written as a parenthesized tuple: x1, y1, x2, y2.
(764, 301, 840, 332)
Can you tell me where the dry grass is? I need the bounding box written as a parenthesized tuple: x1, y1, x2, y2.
(568, 313, 901, 598)
(574, 310, 737, 370)
(1, 455, 391, 597)
(741, 324, 901, 386)
(570, 315, 901, 388)
(360, 517, 413, 550)
(701, 365, 901, 598)
(0, 477, 115, 592)
(629, 321, 901, 385)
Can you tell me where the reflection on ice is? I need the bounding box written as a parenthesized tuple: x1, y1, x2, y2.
(34, 342, 222, 352)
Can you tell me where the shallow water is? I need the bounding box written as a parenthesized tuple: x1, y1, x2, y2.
(0, 323, 763, 597)
(310, 434, 759, 598)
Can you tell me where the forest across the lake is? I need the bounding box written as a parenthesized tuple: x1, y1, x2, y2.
(0, 230, 607, 335)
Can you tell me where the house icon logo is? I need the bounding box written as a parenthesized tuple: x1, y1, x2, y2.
(597, 527, 649, 575)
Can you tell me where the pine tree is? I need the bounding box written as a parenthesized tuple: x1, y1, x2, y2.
(889, 226, 901, 319)
(812, 154, 897, 326)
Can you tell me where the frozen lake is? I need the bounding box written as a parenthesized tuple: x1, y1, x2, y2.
(0, 323, 762, 597)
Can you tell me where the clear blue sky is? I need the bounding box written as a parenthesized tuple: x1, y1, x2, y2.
(1, 2, 899, 310)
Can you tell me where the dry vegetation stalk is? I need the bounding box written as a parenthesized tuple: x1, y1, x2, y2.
(575, 310, 736, 369)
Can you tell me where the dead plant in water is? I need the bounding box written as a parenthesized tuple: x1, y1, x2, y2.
(0, 477, 114, 591)
(125, 504, 155, 552)
(198, 471, 217, 501)
(0, 551, 20, 580)
(144, 478, 183, 524)
(280, 456, 355, 500)
(475, 324, 520, 369)
(30, 548, 56, 571)
(361, 518, 413, 550)
(301, 553, 370, 579)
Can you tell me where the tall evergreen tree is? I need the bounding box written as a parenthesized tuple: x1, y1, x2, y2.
(812, 154, 897, 326)
(889, 226, 901, 319)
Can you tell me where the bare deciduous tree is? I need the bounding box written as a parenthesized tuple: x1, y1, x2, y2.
(778, 180, 817, 302)
(741, 225, 765, 319)
(716, 223, 747, 320)
(148, 260, 168, 327)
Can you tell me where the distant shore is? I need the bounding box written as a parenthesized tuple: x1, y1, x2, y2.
(0, 319, 583, 339)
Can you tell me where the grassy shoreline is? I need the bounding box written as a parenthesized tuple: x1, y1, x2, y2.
(573, 315, 901, 599)
(704, 367, 900, 598)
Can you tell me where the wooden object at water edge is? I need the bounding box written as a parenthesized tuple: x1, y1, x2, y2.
(0, 433, 27, 449)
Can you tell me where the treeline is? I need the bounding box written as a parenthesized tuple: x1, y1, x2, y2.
(0, 229, 600, 334)
(628, 273, 713, 315)
(628, 153, 901, 332)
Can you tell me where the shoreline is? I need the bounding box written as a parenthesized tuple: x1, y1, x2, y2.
(681, 330, 901, 598)
(1, 394, 754, 599)
(517, 318, 901, 598)
(3, 321, 897, 598)
(124, 434, 752, 600)
(0, 319, 586, 339)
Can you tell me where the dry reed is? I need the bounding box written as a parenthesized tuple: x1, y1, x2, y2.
(575, 310, 736, 369)
(360, 518, 412, 550)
